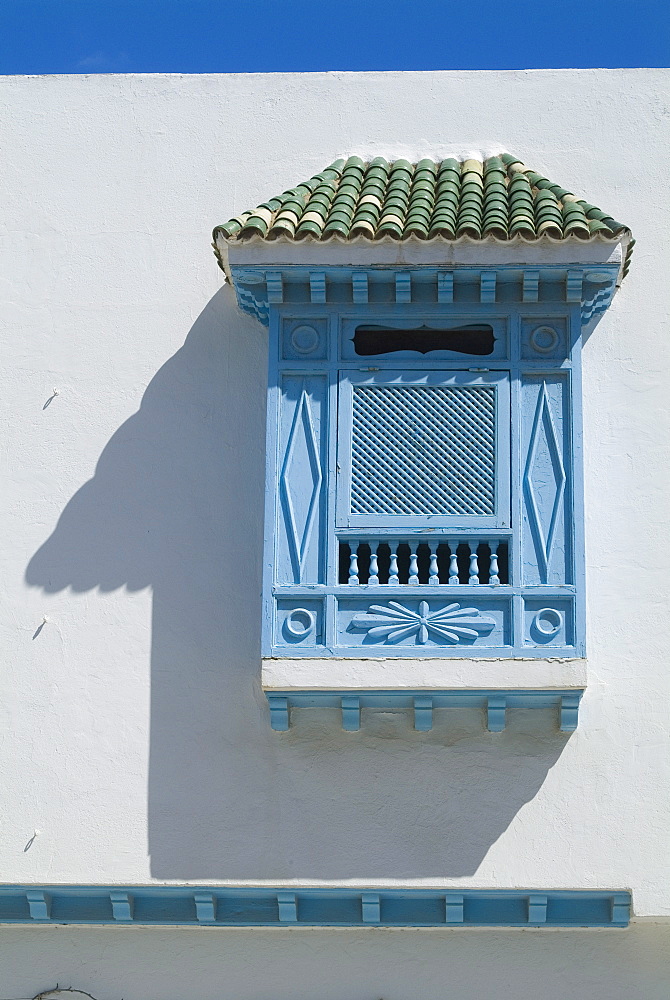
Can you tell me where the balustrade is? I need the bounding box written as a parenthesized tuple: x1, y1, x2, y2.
(339, 537, 509, 586)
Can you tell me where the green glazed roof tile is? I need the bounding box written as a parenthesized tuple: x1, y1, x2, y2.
(213, 153, 632, 270)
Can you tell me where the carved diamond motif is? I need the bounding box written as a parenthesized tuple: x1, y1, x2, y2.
(523, 383, 565, 582)
(280, 388, 322, 582)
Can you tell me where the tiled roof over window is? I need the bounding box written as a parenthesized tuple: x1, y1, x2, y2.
(214, 153, 632, 274)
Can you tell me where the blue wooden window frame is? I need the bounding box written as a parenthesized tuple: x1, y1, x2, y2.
(262, 297, 585, 660)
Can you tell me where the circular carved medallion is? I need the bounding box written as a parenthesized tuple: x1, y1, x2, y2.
(285, 608, 316, 637)
(533, 607, 563, 637)
(290, 325, 320, 355)
(530, 325, 559, 354)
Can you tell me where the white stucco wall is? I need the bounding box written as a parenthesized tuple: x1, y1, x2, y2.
(1, 69, 669, 997)
(0, 924, 669, 1000)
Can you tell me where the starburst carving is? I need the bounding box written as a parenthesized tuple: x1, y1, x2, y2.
(350, 600, 496, 645)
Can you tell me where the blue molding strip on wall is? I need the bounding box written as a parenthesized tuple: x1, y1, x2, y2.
(0, 886, 630, 928)
(265, 689, 583, 732)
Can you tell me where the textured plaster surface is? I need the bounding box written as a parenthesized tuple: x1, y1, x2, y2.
(0, 925, 669, 1000)
(1, 68, 669, 970)
(262, 656, 588, 689)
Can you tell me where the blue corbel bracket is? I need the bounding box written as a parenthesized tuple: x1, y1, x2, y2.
(581, 271, 618, 325)
(445, 892, 464, 924)
(231, 267, 270, 326)
(342, 694, 361, 731)
(236, 283, 269, 326)
(230, 264, 622, 328)
(361, 892, 381, 924)
(267, 694, 290, 731)
(26, 889, 50, 921)
(194, 891, 217, 923)
(487, 695, 507, 732)
(527, 893, 548, 925)
(352, 272, 369, 303)
(265, 689, 583, 733)
(0, 885, 630, 928)
(110, 890, 134, 922)
(277, 891, 298, 922)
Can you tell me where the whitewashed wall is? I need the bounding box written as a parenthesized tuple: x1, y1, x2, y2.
(1, 70, 669, 998)
(0, 925, 669, 1000)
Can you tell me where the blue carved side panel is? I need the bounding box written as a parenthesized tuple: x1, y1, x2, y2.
(521, 375, 570, 585)
(276, 375, 327, 584)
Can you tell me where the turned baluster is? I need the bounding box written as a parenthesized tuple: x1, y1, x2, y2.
(348, 541, 359, 586)
(488, 540, 500, 585)
(368, 541, 379, 585)
(409, 544, 419, 584)
(428, 543, 440, 586)
(388, 542, 399, 585)
(448, 542, 460, 585)
(468, 543, 480, 585)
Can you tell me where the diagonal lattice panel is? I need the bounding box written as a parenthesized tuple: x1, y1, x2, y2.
(351, 385, 496, 515)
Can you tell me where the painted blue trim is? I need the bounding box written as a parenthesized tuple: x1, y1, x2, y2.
(560, 692, 581, 732)
(523, 270, 539, 303)
(267, 695, 289, 732)
(528, 893, 548, 924)
(309, 272, 327, 304)
(362, 892, 381, 923)
(26, 889, 50, 921)
(445, 892, 464, 923)
(352, 272, 368, 303)
(261, 270, 594, 670)
(395, 271, 412, 303)
(268, 585, 582, 659)
(568, 326, 587, 672)
(487, 694, 507, 732)
(230, 265, 622, 328)
(264, 689, 583, 732)
(341, 694, 361, 731)
(261, 307, 282, 660)
(194, 891, 216, 923)
(413, 694, 434, 731)
(110, 890, 133, 922)
(437, 271, 453, 303)
(267, 645, 583, 659)
(277, 891, 298, 922)
(480, 270, 497, 303)
(0, 886, 630, 928)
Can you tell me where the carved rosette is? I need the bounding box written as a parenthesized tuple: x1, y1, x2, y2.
(350, 600, 496, 645)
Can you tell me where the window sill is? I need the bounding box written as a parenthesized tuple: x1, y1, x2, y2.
(262, 655, 586, 691)
(262, 656, 586, 732)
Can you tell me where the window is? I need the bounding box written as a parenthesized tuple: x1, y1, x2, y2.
(266, 309, 582, 659)
(217, 152, 630, 725)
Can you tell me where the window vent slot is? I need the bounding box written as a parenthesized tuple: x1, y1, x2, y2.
(351, 384, 496, 516)
(353, 325, 495, 356)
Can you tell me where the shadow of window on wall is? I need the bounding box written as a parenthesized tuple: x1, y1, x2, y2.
(26, 286, 570, 880)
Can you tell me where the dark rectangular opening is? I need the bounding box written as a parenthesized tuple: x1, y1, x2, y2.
(353, 324, 495, 356)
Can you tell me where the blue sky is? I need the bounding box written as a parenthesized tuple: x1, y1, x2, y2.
(0, 0, 668, 74)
